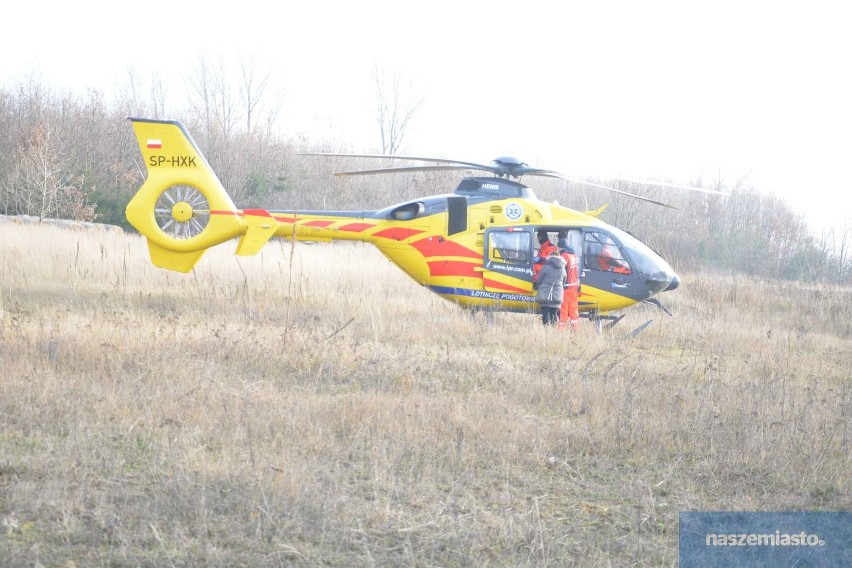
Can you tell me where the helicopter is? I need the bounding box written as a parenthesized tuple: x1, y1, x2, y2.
(125, 117, 724, 330)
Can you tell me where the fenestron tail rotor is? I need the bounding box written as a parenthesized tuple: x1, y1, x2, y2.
(154, 184, 210, 239)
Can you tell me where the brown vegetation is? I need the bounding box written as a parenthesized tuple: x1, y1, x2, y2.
(1, 223, 850, 566)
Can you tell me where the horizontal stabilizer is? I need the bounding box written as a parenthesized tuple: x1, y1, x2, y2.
(235, 209, 280, 256)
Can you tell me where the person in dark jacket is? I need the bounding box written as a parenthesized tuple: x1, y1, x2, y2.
(533, 251, 566, 325)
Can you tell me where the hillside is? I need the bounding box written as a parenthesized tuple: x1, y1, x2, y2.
(1, 223, 850, 566)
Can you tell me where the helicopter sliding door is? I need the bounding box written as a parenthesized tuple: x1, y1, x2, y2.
(481, 228, 534, 294)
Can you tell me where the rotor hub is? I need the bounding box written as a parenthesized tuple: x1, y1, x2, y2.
(171, 201, 194, 223)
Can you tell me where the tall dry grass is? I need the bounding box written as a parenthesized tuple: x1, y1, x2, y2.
(1, 222, 850, 566)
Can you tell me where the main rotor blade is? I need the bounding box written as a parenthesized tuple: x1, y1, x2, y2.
(607, 176, 727, 195)
(527, 171, 568, 179)
(561, 176, 679, 209)
(300, 153, 565, 179)
(334, 165, 496, 176)
(299, 152, 494, 171)
(298, 152, 704, 203)
(515, 168, 564, 177)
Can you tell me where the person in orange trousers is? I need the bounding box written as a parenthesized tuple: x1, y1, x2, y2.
(557, 236, 581, 332)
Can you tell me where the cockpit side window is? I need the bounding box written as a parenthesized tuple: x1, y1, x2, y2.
(488, 230, 531, 265)
(584, 231, 632, 274)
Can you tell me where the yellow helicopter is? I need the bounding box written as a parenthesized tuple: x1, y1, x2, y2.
(125, 118, 722, 329)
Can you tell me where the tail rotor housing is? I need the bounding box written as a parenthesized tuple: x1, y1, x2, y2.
(126, 118, 245, 271)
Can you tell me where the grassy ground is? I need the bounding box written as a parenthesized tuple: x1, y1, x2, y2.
(1, 222, 850, 566)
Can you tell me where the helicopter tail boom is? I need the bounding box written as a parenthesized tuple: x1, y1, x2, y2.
(126, 118, 392, 272)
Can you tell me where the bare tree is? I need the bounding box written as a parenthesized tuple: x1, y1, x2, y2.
(113, 67, 165, 120)
(372, 64, 424, 154)
(115, 67, 144, 117)
(812, 227, 835, 282)
(2, 125, 92, 221)
(837, 219, 852, 284)
(150, 72, 167, 119)
(188, 53, 239, 143)
(238, 53, 283, 138)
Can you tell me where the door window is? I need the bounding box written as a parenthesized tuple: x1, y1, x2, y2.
(488, 229, 531, 265)
(584, 231, 632, 274)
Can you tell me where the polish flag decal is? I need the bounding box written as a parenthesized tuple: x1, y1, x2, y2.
(147, 139, 162, 149)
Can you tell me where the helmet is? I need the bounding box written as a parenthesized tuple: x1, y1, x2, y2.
(537, 230, 549, 243)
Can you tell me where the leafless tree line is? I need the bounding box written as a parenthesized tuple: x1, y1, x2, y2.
(1, 62, 850, 285)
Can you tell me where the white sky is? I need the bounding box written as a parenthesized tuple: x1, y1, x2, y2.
(3, 1, 851, 233)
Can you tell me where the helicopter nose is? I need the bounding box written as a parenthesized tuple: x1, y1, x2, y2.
(665, 273, 680, 291)
(644, 269, 678, 296)
(645, 271, 673, 295)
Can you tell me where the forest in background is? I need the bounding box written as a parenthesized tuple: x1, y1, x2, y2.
(1, 68, 850, 286)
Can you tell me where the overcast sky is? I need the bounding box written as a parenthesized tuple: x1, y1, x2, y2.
(3, 1, 850, 232)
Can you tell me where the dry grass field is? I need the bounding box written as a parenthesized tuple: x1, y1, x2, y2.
(1, 222, 851, 567)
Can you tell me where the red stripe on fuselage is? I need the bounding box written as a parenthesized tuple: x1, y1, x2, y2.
(411, 237, 482, 259)
(243, 209, 272, 217)
(339, 222, 377, 233)
(372, 227, 425, 241)
(272, 215, 297, 223)
(302, 220, 334, 228)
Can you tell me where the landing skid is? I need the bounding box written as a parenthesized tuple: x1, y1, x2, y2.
(623, 319, 653, 339)
(583, 309, 624, 334)
(583, 310, 654, 338)
(643, 298, 673, 316)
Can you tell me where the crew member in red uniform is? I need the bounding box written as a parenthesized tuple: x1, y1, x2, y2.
(598, 244, 631, 274)
(533, 230, 557, 280)
(557, 235, 581, 332)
